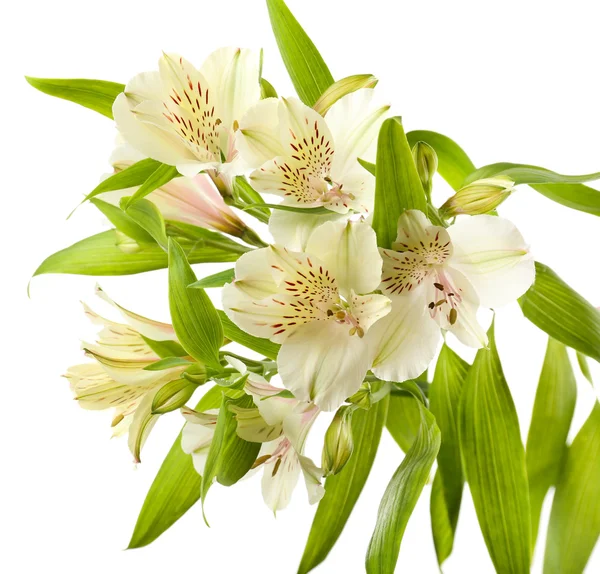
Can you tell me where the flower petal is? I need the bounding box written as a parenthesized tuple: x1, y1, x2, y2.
(368, 289, 441, 382)
(448, 215, 535, 308)
(261, 437, 301, 513)
(231, 406, 283, 443)
(127, 388, 161, 463)
(277, 320, 371, 411)
(237, 97, 284, 167)
(268, 209, 346, 251)
(349, 291, 392, 333)
(298, 453, 325, 505)
(306, 219, 383, 296)
(227, 248, 279, 300)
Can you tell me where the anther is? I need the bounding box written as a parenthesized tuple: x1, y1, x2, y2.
(449, 308, 458, 325)
(434, 283, 444, 291)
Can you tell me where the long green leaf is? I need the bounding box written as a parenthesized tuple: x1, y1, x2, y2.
(33, 230, 246, 277)
(85, 159, 163, 201)
(218, 311, 280, 361)
(459, 323, 531, 574)
(543, 402, 600, 574)
(526, 337, 577, 548)
(464, 162, 600, 186)
(519, 262, 600, 361)
(313, 74, 378, 116)
(188, 268, 235, 289)
(406, 130, 476, 191)
(298, 396, 388, 574)
(127, 386, 222, 549)
(372, 117, 427, 248)
(90, 198, 153, 244)
(365, 401, 440, 573)
(530, 183, 600, 217)
(25, 77, 124, 119)
(266, 0, 334, 106)
(124, 198, 169, 250)
(386, 394, 421, 453)
(168, 238, 223, 369)
(125, 164, 180, 207)
(429, 344, 469, 565)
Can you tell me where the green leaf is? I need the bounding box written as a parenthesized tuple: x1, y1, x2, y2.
(168, 238, 223, 369)
(218, 311, 280, 361)
(232, 176, 271, 224)
(406, 130, 476, 191)
(189, 269, 236, 290)
(530, 183, 600, 217)
(430, 471, 455, 569)
(89, 198, 153, 244)
(544, 402, 600, 574)
(372, 117, 427, 248)
(459, 323, 531, 574)
(429, 344, 469, 566)
(141, 336, 188, 359)
(33, 230, 246, 277)
(201, 393, 260, 508)
(298, 396, 388, 574)
(124, 163, 180, 207)
(526, 338, 577, 547)
(385, 394, 421, 453)
(365, 401, 440, 573)
(260, 77, 278, 99)
(25, 77, 124, 119)
(127, 387, 222, 549)
(519, 262, 600, 361)
(85, 159, 163, 202)
(464, 162, 600, 186)
(577, 351, 594, 385)
(188, 268, 235, 289)
(123, 197, 169, 250)
(241, 202, 331, 214)
(313, 74, 379, 116)
(143, 357, 194, 371)
(266, 0, 334, 106)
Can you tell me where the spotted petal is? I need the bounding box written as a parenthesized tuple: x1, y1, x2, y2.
(261, 437, 301, 513)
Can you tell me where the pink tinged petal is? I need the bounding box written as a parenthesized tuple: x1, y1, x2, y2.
(448, 214, 535, 308)
(277, 320, 371, 411)
(261, 437, 302, 513)
(306, 219, 383, 297)
(368, 288, 441, 383)
(245, 379, 297, 426)
(282, 403, 320, 452)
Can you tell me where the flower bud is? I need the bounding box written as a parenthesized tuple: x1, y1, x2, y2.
(440, 176, 514, 217)
(412, 141, 438, 199)
(152, 378, 199, 414)
(322, 406, 355, 476)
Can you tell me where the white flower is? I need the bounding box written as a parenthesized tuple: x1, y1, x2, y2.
(65, 286, 187, 461)
(113, 48, 261, 178)
(222, 220, 391, 410)
(107, 144, 247, 237)
(181, 359, 324, 514)
(368, 210, 535, 381)
(236, 89, 389, 249)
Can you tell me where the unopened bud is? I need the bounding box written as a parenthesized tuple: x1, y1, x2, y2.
(346, 383, 372, 410)
(412, 141, 438, 199)
(152, 378, 198, 414)
(440, 176, 514, 217)
(322, 406, 355, 476)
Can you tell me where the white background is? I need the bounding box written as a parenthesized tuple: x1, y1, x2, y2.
(2, 0, 599, 572)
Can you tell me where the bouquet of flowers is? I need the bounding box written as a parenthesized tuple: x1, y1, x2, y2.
(27, 0, 600, 572)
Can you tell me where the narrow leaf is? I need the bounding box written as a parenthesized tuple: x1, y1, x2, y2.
(464, 162, 600, 186)
(576, 351, 594, 385)
(143, 357, 193, 371)
(25, 77, 124, 119)
(125, 163, 179, 206)
(33, 230, 246, 277)
(124, 198, 169, 250)
(519, 262, 600, 361)
(365, 401, 440, 573)
(386, 394, 421, 453)
(298, 396, 389, 574)
(260, 77, 278, 99)
(459, 323, 531, 574)
(372, 117, 427, 248)
(188, 268, 235, 289)
(127, 387, 222, 549)
(85, 159, 162, 201)
(526, 338, 577, 547)
(218, 311, 280, 361)
(429, 344, 469, 565)
(313, 74, 378, 116)
(531, 182, 600, 217)
(406, 130, 476, 191)
(90, 198, 153, 244)
(544, 402, 600, 574)
(232, 176, 271, 223)
(266, 0, 334, 106)
(241, 202, 330, 214)
(168, 238, 223, 369)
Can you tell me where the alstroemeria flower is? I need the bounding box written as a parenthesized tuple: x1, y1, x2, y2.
(236, 89, 389, 249)
(65, 286, 187, 461)
(182, 358, 324, 513)
(107, 144, 248, 238)
(368, 210, 535, 381)
(222, 220, 391, 410)
(113, 48, 261, 179)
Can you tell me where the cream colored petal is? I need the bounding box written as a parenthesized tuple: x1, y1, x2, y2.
(368, 289, 441, 382)
(261, 437, 301, 513)
(268, 209, 346, 251)
(448, 215, 535, 308)
(231, 406, 283, 443)
(277, 321, 371, 411)
(348, 291, 392, 334)
(228, 248, 280, 299)
(127, 388, 161, 463)
(298, 454, 325, 505)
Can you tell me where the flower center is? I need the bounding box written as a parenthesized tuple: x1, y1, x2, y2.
(326, 301, 364, 337)
(426, 270, 462, 325)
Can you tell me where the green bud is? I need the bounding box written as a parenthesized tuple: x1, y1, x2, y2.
(322, 405, 355, 476)
(412, 141, 438, 199)
(346, 383, 372, 410)
(151, 378, 198, 414)
(440, 176, 514, 217)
